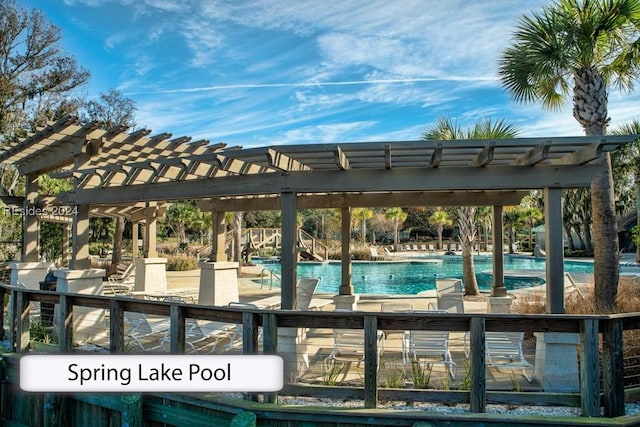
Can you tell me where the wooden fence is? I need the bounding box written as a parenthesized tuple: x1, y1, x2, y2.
(1, 283, 640, 426)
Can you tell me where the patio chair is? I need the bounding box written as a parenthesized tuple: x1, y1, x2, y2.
(161, 318, 235, 353)
(463, 331, 533, 382)
(124, 312, 169, 351)
(225, 302, 263, 350)
(323, 328, 385, 373)
(427, 244, 435, 254)
(402, 329, 457, 379)
(435, 279, 464, 313)
(369, 246, 383, 260)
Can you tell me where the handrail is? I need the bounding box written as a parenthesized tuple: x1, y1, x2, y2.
(260, 268, 281, 290)
(0, 283, 631, 418)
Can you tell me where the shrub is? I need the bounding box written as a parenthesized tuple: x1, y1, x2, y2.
(165, 254, 199, 271)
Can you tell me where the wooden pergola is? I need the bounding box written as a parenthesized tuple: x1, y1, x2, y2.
(0, 115, 635, 313)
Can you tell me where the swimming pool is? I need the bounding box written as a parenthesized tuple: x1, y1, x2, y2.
(255, 255, 594, 295)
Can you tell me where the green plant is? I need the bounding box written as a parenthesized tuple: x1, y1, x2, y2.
(322, 361, 345, 386)
(379, 360, 405, 388)
(459, 360, 472, 391)
(164, 254, 199, 271)
(509, 371, 521, 392)
(407, 360, 432, 389)
(29, 320, 57, 344)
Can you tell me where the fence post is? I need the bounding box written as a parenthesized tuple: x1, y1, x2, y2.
(469, 317, 486, 413)
(58, 294, 73, 352)
(263, 312, 278, 404)
(364, 314, 378, 409)
(579, 318, 600, 417)
(43, 392, 64, 427)
(121, 394, 142, 427)
(170, 304, 186, 354)
(15, 290, 30, 353)
(603, 318, 625, 417)
(109, 299, 124, 353)
(0, 287, 6, 341)
(242, 311, 259, 402)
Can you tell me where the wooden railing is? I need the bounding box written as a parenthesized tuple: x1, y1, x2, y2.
(1, 284, 638, 421)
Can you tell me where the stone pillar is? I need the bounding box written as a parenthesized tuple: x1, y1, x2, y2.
(334, 294, 359, 311)
(134, 257, 168, 292)
(198, 261, 239, 306)
(22, 174, 40, 262)
(54, 268, 107, 344)
(487, 296, 512, 313)
(10, 261, 50, 289)
(533, 332, 580, 392)
(70, 204, 91, 270)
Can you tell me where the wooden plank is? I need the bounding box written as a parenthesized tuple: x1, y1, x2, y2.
(468, 142, 494, 167)
(242, 311, 259, 402)
(469, 317, 486, 413)
(363, 315, 378, 409)
(580, 318, 600, 417)
(109, 299, 124, 353)
(58, 294, 73, 353)
(512, 141, 550, 166)
(170, 305, 186, 354)
(334, 146, 350, 170)
(16, 291, 29, 353)
(43, 393, 64, 427)
(603, 318, 625, 417)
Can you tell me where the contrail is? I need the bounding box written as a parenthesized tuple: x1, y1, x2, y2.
(132, 76, 496, 95)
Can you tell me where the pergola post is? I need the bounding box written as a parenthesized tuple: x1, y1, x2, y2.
(280, 192, 297, 310)
(70, 204, 91, 270)
(209, 211, 227, 262)
(62, 223, 70, 266)
(143, 203, 158, 258)
(131, 221, 139, 259)
(336, 206, 358, 310)
(544, 187, 565, 314)
(22, 173, 39, 262)
(533, 187, 579, 392)
(487, 205, 511, 313)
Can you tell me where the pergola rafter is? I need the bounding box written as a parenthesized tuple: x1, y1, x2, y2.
(0, 115, 637, 313)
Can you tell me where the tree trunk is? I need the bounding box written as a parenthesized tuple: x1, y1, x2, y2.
(233, 212, 242, 274)
(458, 206, 479, 296)
(110, 217, 125, 272)
(573, 67, 618, 309)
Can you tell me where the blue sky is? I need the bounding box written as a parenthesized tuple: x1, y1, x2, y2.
(18, 0, 640, 148)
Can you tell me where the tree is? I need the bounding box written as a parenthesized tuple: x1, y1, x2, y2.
(428, 208, 453, 250)
(0, 0, 90, 200)
(165, 202, 199, 247)
(352, 208, 374, 244)
(424, 116, 520, 295)
(0, 0, 90, 138)
(384, 207, 407, 247)
(498, 0, 640, 309)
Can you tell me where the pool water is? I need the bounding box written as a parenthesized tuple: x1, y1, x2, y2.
(255, 255, 594, 295)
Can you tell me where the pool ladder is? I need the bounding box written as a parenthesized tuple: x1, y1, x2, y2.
(260, 268, 281, 290)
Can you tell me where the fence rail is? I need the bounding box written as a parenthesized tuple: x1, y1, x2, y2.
(1, 283, 638, 425)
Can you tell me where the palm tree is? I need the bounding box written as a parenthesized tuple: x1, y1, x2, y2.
(498, 0, 640, 309)
(385, 207, 408, 247)
(429, 208, 453, 250)
(352, 208, 374, 244)
(424, 117, 520, 296)
(612, 119, 640, 261)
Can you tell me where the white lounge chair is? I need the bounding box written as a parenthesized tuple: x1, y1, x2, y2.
(225, 302, 263, 350)
(464, 331, 534, 382)
(161, 318, 235, 353)
(435, 279, 464, 313)
(402, 329, 457, 379)
(124, 312, 168, 351)
(323, 329, 385, 373)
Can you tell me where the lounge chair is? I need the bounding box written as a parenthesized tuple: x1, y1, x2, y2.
(369, 246, 383, 260)
(323, 328, 385, 373)
(124, 312, 169, 351)
(161, 318, 235, 353)
(464, 331, 533, 382)
(402, 329, 457, 379)
(225, 302, 263, 350)
(435, 279, 464, 313)
(428, 243, 435, 255)
(103, 263, 135, 295)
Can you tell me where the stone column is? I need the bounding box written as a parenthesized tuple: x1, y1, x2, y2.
(134, 203, 167, 292)
(198, 261, 239, 305)
(209, 211, 227, 262)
